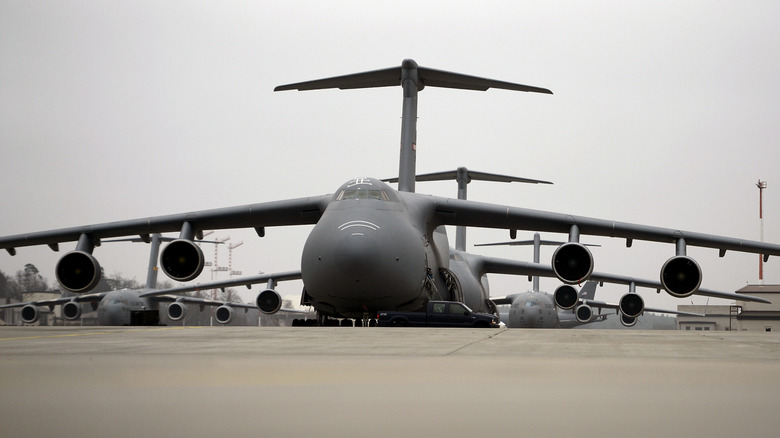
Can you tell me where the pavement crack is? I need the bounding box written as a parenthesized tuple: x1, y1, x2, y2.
(444, 328, 509, 356)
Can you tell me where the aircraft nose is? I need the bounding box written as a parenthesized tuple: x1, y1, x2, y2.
(525, 307, 541, 327)
(334, 233, 381, 276)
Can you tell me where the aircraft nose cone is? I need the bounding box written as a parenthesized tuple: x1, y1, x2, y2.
(334, 234, 381, 276)
(526, 307, 541, 327)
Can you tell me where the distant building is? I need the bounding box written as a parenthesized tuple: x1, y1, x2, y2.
(734, 285, 780, 332)
(677, 284, 780, 332)
(677, 304, 738, 332)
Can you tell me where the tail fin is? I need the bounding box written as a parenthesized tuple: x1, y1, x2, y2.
(275, 60, 551, 193)
(579, 281, 599, 301)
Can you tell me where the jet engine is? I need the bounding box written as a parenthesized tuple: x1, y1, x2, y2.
(20, 305, 40, 324)
(167, 302, 186, 321)
(62, 301, 82, 320)
(256, 289, 283, 315)
(554, 284, 579, 310)
(215, 305, 233, 324)
(55, 250, 102, 293)
(660, 256, 702, 298)
(575, 304, 593, 323)
(620, 314, 638, 327)
(552, 243, 594, 284)
(160, 239, 205, 282)
(619, 293, 644, 318)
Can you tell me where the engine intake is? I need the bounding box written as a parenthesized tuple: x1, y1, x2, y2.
(575, 304, 593, 323)
(167, 302, 186, 321)
(215, 305, 233, 324)
(160, 239, 205, 282)
(552, 243, 594, 284)
(256, 289, 283, 314)
(62, 301, 82, 320)
(56, 251, 102, 293)
(20, 305, 40, 324)
(619, 293, 644, 318)
(554, 285, 579, 310)
(660, 256, 702, 298)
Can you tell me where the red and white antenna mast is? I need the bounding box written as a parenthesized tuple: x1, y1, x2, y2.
(757, 180, 767, 284)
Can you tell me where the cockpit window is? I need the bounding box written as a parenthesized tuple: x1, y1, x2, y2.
(336, 188, 390, 201)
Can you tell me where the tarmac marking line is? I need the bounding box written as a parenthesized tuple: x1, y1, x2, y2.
(0, 325, 201, 342)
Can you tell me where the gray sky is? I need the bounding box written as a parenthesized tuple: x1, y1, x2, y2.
(1, 1, 779, 310)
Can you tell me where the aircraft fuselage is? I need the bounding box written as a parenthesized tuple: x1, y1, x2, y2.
(96, 289, 158, 326)
(300, 178, 458, 318)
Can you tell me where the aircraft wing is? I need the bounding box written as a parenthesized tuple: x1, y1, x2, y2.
(148, 295, 258, 310)
(0, 196, 331, 254)
(580, 299, 705, 317)
(431, 196, 780, 258)
(139, 270, 302, 298)
(0, 292, 107, 310)
(478, 256, 771, 304)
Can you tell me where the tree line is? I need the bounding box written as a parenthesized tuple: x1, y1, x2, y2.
(0, 263, 172, 302)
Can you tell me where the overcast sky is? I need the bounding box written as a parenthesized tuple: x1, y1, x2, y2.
(1, 1, 778, 311)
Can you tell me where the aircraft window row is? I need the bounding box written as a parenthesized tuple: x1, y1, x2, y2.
(336, 189, 391, 201)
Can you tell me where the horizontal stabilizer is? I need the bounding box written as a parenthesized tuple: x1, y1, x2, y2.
(275, 59, 553, 94)
(475, 240, 600, 247)
(383, 169, 552, 185)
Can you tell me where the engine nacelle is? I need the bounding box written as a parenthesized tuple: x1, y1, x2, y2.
(575, 304, 593, 323)
(55, 250, 102, 293)
(552, 243, 594, 284)
(62, 301, 82, 320)
(167, 302, 186, 321)
(619, 293, 644, 318)
(160, 239, 205, 282)
(256, 289, 283, 315)
(215, 305, 233, 324)
(554, 285, 579, 310)
(20, 305, 41, 324)
(620, 314, 638, 327)
(660, 256, 702, 298)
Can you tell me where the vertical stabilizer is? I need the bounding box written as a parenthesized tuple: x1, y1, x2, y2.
(145, 234, 162, 290)
(579, 281, 599, 301)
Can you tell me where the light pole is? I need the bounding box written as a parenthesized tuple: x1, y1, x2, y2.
(757, 180, 767, 284)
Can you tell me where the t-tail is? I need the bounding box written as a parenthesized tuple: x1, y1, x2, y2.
(275, 59, 552, 193)
(382, 167, 552, 250)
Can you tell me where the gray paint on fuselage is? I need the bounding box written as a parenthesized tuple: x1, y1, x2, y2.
(300, 178, 457, 317)
(96, 289, 160, 326)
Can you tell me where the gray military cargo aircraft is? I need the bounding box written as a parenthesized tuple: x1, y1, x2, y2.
(1, 60, 778, 323)
(0, 234, 283, 325)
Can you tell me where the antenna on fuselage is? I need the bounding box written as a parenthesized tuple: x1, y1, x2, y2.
(274, 59, 552, 193)
(382, 167, 552, 250)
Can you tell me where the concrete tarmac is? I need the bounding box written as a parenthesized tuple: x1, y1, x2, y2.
(1, 326, 779, 437)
